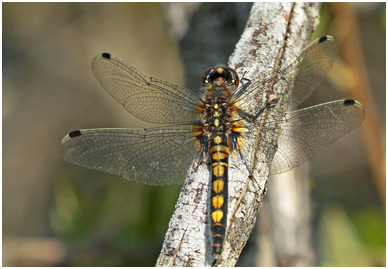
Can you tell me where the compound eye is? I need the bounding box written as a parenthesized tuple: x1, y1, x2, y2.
(228, 68, 240, 87)
(202, 68, 215, 84)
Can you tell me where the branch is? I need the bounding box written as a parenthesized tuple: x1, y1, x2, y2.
(156, 2, 321, 266)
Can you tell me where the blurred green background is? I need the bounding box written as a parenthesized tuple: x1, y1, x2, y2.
(3, 2, 385, 266)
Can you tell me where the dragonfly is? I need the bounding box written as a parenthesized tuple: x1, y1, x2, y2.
(60, 35, 365, 255)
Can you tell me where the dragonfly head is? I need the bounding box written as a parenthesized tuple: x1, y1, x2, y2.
(202, 66, 240, 88)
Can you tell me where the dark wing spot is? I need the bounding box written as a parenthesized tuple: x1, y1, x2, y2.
(344, 99, 356, 105)
(69, 130, 82, 138)
(102, 52, 111, 59)
(319, 36, 328, 43)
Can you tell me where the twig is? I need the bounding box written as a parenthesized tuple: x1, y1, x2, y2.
(156, 2, 321, 266)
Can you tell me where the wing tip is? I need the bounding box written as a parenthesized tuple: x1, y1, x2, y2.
(318, 35, 334, 43)
(102, 52, 111, 59)
(343, 99, 365, 116)
(343, 99, 356, 105)
(69, 130, 82, 138)
(318, 35, 328, 43)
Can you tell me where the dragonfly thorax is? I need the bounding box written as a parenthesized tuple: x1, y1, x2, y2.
(202, 98, 232, 133)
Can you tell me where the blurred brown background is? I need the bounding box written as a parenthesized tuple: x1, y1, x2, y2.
(3, 3, 385, 266)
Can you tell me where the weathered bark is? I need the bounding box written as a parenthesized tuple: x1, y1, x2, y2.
(156, 2, 321, 267)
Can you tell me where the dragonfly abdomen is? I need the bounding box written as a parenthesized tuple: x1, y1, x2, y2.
(209, 133, 229, 254)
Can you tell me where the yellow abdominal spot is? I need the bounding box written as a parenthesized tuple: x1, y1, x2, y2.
(212, 195, 224, 209)
(213, 164, 225, 177)
(212, 162, 228, 167)
(212, 210, 224, 223)
(213, 136, 223, 144)
(210, 145, 229, 154)
(211, 151, 228, 160)
(213, 179, 225, 193)
(214, 119, 220, 127)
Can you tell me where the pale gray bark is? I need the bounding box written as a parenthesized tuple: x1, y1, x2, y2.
(156, 2, 321, 267)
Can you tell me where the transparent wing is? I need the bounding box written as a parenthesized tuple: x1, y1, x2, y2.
(269, 99, 365, 175)
(235, 36, 338, 109)
(60, 126, 202, 185)
(92, 53, 203, 124)
(286, 35, 338, 106)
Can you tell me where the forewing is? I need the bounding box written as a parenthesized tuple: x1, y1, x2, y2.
(288, 35, 338, 106)
(92, 53, 202, 124)
(235, 36, 338, 109)
(270, 100, 365, 175)
(61, 126, 202, 185)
